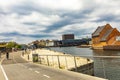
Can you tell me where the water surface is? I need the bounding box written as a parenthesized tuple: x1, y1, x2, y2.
(49, 47, 120, 80)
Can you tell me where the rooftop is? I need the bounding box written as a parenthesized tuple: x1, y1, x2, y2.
(100, 28, 114, 41)
(92, 25, 105, 37)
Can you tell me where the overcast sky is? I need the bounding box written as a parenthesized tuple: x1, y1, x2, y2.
(0, 0, 120, 44)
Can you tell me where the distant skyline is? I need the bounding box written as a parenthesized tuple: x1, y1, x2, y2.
(0, 0, 120, 44)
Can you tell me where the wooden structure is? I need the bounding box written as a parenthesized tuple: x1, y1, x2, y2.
(92, 24, 120, 49)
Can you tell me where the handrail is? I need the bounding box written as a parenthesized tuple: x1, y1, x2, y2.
(38, 54, 120, 58)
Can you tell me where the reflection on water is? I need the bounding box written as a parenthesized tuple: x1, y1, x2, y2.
(49, 47, 93, 56)
(49, 47, 120, 80)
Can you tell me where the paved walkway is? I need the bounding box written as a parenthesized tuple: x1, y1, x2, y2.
(1, 51, 107, 80)
(0, 65, 6, 80)
(0, 55, 6, 80)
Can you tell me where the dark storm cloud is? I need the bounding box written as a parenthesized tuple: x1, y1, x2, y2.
(10, 2, 55, 16)
(0, 0, 120, 43)
(93, 14, 119, 22)
(5, 1, 95, 35)
(44, 19, 71, 33)
(44, 9, 94, 33)
(22, 22, 39, 26)
(10, 3, 37, 15)
(0, 32, 52, 38)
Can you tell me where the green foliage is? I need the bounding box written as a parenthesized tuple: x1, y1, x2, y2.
(6, 42, 22, 49)
(33, 56, 38, 62)
(6, 42, 17, 48)
(15, 45, 22, 49)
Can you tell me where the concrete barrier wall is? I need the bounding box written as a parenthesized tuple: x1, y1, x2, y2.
(70, 62, 94, 75)
(22, 49, 94, 75)
(38, 55, 94, 75)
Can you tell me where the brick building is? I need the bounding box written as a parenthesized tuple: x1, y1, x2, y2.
(62, 34, 74, 40)
(92, 24, 120, 49)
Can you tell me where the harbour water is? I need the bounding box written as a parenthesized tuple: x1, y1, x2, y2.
(49, 47, 120, 80)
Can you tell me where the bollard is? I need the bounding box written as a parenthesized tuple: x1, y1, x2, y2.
(28, 55, 29, 60)
(57, 55, 60, 69)
(52, 55, 54, 67)
(46, 55, 49, 66)
(39, 56, 42, 64)
(65, 55, 68, 69)
(74, 56, 77, 72)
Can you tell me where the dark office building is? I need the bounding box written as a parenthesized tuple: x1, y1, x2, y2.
(59, 38, 91, 47)
(62, 34, 74, 40)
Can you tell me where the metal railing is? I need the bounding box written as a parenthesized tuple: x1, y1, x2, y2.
(82, 56, 120, 80)
(33, 55, 120, 80)
(33, 54, 94, 75)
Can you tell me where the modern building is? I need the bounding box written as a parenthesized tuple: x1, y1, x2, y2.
(62, 34, 74, 40)
(60, 34, 91, 47)
(46, 40, 60, 47)
(92, 24, 120, 49)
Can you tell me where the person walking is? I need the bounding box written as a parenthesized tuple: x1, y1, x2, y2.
(6, 52, 9, 60)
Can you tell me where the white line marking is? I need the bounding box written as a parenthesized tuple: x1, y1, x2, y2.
(43, 75, 50, 78)
(35, 71, 39, 73)
(0, 65, 9, 80)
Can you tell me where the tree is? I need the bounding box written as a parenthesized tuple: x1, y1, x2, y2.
(15, 45, 22, 49)
(6, 42, 17, 48)
(6, 42, 22, 50)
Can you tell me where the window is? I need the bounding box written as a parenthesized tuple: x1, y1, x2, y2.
(116, 36, 120, 41)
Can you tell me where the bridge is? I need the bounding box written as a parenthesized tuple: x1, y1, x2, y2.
(0, 51, 106, 80)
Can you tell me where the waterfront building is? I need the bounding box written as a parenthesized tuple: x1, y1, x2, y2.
(28, 40, 46, 48)
(46, 40, 53, 46)
(62, 34, 74, 40)
(60, 38, 91, 47)
(92, 24, 120, 49)
(46, 40, 61, 47)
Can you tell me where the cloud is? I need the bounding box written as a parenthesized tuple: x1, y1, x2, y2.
(20, 12, 61, 26)
(34, 0, 82, 11)
(0, 0, 120, 43)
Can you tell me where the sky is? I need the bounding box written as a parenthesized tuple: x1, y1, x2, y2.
(0, 0, 120, 44)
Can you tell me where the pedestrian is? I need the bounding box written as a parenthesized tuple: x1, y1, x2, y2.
(6, 52, 9, 60)
(22, 51, 24, 56)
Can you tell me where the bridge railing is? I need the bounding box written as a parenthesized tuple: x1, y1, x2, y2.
(34, 54, 94, 75)
(34, 55, 120, 80)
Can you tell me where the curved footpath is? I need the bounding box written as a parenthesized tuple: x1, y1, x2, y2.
(0, 51, 107, 80)
(0, 55, 6, 80)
